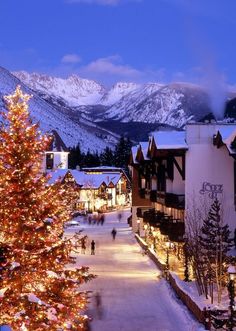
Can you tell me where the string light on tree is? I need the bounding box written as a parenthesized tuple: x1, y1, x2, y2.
(0, 86, 94, 330)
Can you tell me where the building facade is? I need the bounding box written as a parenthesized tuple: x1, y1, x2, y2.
(43, 130, 69, 171)
(130, 123, 236, 248)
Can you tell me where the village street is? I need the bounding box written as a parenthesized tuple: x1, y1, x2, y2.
(65, 209, 205, 331)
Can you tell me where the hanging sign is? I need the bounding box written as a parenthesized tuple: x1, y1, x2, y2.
(199, 182, 223, 199)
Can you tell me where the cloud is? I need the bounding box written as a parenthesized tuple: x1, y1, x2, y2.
(66, 0, 140, 5)
(45, 54, 165, 86)
(80, 55, 140, 77)
(61, 53, 82, 64)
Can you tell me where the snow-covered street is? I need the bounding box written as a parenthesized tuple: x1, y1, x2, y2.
(66, 210, 205, 331)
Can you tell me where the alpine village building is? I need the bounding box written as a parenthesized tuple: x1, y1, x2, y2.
(129, 122, 236, 276)
(45, 131, 131, 212)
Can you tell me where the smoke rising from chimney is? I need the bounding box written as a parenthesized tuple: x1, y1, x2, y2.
(201, 62, 227, 120)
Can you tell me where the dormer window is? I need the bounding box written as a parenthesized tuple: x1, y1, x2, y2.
(46, 153, 54, 170)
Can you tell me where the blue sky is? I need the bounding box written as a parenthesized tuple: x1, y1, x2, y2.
(0, 0, 235, 86)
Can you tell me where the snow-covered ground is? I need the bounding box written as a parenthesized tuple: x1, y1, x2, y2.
(66, 210, 206, 331)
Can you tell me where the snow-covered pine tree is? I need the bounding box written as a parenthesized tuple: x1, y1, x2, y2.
(0, 86, 94, 330)
(199, 198, 233, 303)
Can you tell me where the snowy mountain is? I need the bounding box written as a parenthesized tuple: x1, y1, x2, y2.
(14, 71, 215, 129)
(11, 69, 236, 144)
(100, 82, 141, 106)
(0, 67, 118, 152)
(14, 71, 105, 106)
(103, 83, 192, 127)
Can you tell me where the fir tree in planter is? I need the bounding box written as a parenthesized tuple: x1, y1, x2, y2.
(199, 198, 233, 303)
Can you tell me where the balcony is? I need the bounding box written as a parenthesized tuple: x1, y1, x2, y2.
(97, 193, 107, 200)
(145, 188, 151, 199)
(157, 192, 185, 209)
(160, 218, 185, 242)
(165, 193, 185, 209)
(139, 188, 146, 199)
(150, 190, 157, 202)
(136, 207, 152, 218)
(143, 210, 164, 226)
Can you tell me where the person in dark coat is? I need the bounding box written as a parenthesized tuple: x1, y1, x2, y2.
(111, 228, 117, 240)
(81, 237, 86, 254)
(101, 213, 105, 225)
(118, 212, 122, 222)
(91, 240, 96, 255)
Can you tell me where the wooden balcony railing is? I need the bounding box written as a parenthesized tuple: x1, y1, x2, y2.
(139, 188, 146, 199)
(150, 190, 157, 202)
(157, 192, 185, 209)
(160, 218, 185, 242)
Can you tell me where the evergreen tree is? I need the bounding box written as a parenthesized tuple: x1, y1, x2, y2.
(199, 198, 232, 303)
(114, 136, 132, 170)
(68, 143, 83, 169)
(0, 87, 93, 330)
(84, 149, 100, 167)
(100, 147, 114, 166)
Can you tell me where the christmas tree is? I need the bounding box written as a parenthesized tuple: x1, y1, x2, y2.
(0, 86, 94, 330)
(199, 198, 232, 303)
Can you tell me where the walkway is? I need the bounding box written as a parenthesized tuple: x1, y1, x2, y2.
(65, 210, 205, 331)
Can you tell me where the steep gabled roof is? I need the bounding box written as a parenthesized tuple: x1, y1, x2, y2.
(136, 142, 150, 162)
(213, 125, 236, 154)
(47, 169, 69, 185)
(130, 145, 139, 165)
(47, 130, 69, 152)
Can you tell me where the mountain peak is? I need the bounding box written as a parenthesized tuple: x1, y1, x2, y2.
(14, 71, 106, 106)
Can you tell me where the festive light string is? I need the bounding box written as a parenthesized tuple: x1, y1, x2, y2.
(0, 86, 94, 330)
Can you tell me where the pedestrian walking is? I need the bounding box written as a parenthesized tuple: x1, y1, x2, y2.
(111, 228, 117, 240)
(91, 240, 96, 255)
(94, 291, 103, 319)
(81, 237, 86, 254)
(101, 213, 105, 225)
(118, 212, 122, 222)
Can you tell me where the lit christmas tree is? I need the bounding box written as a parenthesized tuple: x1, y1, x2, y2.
(0, 86, 93, 330)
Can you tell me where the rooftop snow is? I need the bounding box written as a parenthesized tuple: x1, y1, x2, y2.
(216, 125, 236, 154)
(131, 145, 139, 164)
(139, 142, 150, 160)
(69, 170, 122, 188)
(47, 169, 68, 185)
(151, 131, 187, 150)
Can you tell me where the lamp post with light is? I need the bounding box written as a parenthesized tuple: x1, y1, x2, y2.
(183, 235, 190, 282)
(166, 241, 172, 270)
(144, 224, 148, 242)
(137, 219, 140, 236)
(228, 265, 236, 331)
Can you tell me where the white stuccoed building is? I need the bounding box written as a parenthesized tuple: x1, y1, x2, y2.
(130, 122, 236, 237)
(43, 130, 69, 171)
(185, 122, 236, 230)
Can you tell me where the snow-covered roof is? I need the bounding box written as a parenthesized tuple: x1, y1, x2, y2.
(216, 125, 236, 154)
(131, 145, 138, 164)
(151, 131, 187, 150)
(83, 166, 123, 172)
(139, 142, 150, 160)
(47, 130, 69, 152)
(47, 169, 68, 185)
(69, 170, 122, 189)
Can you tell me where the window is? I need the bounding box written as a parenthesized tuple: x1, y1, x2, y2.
(46, 153, 54, 170)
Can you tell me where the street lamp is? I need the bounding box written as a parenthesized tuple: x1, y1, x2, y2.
(183, 235, 190, 282)
(137, 219, 140, 236)
(228, 265, 236, 331)
(144, 224, 148, 241)
(165, 241, 172, 270)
